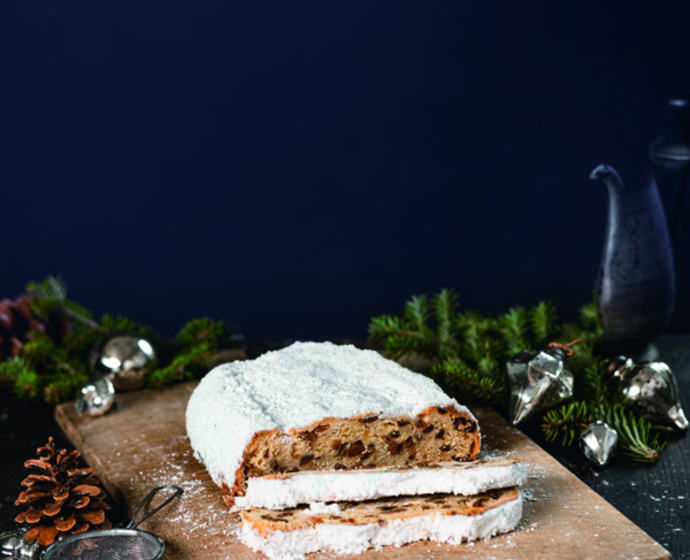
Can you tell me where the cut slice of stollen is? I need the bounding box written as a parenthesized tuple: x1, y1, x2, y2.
(235, 456, 525, 510)
(240, 487, 522, 560)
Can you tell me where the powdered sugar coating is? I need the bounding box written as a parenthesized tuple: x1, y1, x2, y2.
(240, 493, 523, 560)
(186, 341, 475, 492)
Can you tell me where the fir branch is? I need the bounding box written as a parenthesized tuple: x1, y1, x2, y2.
(100, 313, 154, 339)
(460, 321, 489, 365)
(578, 361, 610, 411)
(14, 370, 40, 400)
(26, 276, 68, 301)
(176, 318, 229, 348)
(404, 295, 430, 333)
(62, 299, 100, 329)
(148, 342, 213, 388)
(500, 307, 530, 355)
(26, 276, 100, 329)
(542, 401, 591, 446)
(433, 289, 458, 358)
(477, 355, 501, 380)
(43, 374, 88, 405)
(1, 357, 43, 400)
(606, 406, 666, 463)
(63, 325, 104, 357)
(529, 301, 557, 342)
(368, 314, 431, 360)
(435, 358, 504, 403)
(22, 336, 60, 369)
(579, 301, 600, 332)
(0, 357, 34, 382)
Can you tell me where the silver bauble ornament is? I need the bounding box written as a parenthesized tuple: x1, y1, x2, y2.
(92, 333, 156, 391)
(580, 420, 618, 467)
(506, 343, 575, 425)
(75, 376, 115, 417)
(0, 531, 38, 559)
(608, 356, 689, 431)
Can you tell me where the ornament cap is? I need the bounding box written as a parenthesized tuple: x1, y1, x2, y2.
(668, 404, 689, 431)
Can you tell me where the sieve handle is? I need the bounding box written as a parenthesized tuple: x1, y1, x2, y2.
(127, 485, 183, 529)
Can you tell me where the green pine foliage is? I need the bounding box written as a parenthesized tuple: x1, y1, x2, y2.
(0, 277, 241, 404)
(369, 288, 668, 463)
(606, 405, 666, 462)
(148, 342, 213, 388)
(542, 401, 591, 446)
(176, 318, 229, 348)
(100, 313, 154, 339)
(147, 319, 230, 388)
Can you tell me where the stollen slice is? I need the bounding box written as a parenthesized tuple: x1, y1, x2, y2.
(240, 487, 522, 560)
(235, 456, 525, 510)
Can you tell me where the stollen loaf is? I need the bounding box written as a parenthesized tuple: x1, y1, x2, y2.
(186, 341, 481, 504)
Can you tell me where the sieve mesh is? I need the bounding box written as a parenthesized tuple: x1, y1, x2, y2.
(42, 531, 164, 560)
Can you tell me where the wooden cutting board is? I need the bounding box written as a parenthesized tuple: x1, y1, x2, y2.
(55, 382, 670, 560)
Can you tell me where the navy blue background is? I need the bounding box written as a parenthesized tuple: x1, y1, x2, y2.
(3, 0, 690, 342)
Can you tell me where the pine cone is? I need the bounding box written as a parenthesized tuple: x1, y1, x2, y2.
(14, 437, 111, 547)
(0, 296, 70, 361)
(0, 297, 37, 360)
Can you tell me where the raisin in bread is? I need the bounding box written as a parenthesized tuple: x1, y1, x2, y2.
(236, 457, 525, 510)
(240, 488, 522, 560)
(186, 342, 480, 504)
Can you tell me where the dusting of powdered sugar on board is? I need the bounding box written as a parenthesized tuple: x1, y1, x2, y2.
(112, 435, 241, 555)
(186, 341, 475, 491)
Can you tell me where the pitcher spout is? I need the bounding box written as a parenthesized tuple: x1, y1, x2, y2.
(590, 164, 625, 199)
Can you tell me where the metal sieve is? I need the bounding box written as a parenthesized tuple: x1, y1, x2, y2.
(41, 485, 183, 560)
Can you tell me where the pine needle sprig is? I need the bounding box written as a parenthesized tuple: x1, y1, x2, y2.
(26, 276, 68, 302)
(0, 357, 41, 399)
(433, 358, 504, 403)
(542, 401, 591, 446)
(500, 307, 530, 355)
(405, 295, 430, 332)
(460, 321, 488, 365)
(368, 294, 448, 361)
(433, 289, 458, 358)
(579, 301, 603, 336)
(529, 301, 557, 343)
(148, 342, 213, 388)
(578, 361, 610, 410)
(368, 315, 420, 361)
(606, 406, 666, 462)
(100, 313, 154, 340)
(26, 276, 98, 330)
(176, 318, 229, 348)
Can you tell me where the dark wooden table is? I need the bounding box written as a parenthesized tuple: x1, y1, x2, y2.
(1, 335, 689, 559)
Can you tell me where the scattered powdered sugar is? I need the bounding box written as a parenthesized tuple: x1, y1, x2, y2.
(186, 341, 475, 492)
(112, 435, 241, 546)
